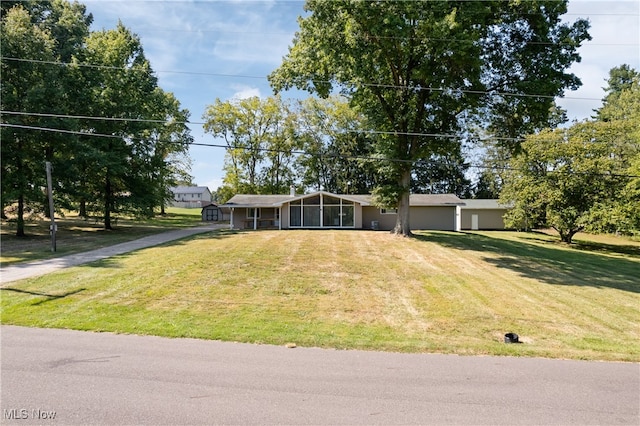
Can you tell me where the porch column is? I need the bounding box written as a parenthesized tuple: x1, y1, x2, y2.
(230, 208, 234, 229)
(253, 208, 257, 230)
(278, 207, 282, 230)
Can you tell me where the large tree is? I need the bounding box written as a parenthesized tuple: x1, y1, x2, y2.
(585, 66, 640, 235)
(501, 120, 636, 243)
(80, 23, 180, 229)
(1, 5, 62, 236)
(1, 2, 193, 232)
(269, 0, 590, 236)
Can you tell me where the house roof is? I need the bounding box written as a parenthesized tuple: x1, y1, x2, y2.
(223, 194, 294, 208)
(201, 202, 219, 210)
(285, 191, 372, 206)
(459, 199, 510, 209)
(409, 194, 465, 206)
(171, 186, 210, 195)
(222, 192, 463, 208)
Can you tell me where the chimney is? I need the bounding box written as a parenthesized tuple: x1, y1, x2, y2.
(290, 185, 296, 197)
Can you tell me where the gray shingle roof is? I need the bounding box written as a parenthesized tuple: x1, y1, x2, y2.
(223, 194, 294, 207)
(409, 194, 465, 206)
(222, 192, 464, 207)
(171, 186, 210, 195)
(459, 199, 511, 209)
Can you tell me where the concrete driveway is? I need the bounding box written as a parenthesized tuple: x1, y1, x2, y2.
(1, 326, 638, 425)
(0, 224, 225, 285)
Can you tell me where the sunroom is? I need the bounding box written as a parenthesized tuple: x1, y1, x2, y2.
(222, 191, 368, 230)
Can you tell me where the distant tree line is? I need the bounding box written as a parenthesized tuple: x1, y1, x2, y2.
(204, 95, 473, 203)
(1, 1, 193, 236)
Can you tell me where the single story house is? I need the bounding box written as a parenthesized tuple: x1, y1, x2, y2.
(457, 199, 511, 230)
(170, 186, 212, 208)
(220, 189, 465, 231)
(201, 203, 230, 222)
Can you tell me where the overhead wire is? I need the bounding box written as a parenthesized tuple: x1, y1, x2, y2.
(2, 4, 637, 180)
(2, 122, 638, 179)
(0, 56, 607, 101)
(0, 110, 524, 142)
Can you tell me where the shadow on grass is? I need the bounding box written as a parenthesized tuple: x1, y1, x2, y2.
(0, 287, 85, 305)
(413, 231, 640, 294)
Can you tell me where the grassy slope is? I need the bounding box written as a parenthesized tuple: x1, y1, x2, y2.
(1, 229, 638, 361)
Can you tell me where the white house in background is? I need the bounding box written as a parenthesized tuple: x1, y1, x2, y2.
(170, 186, 212, 208)
(457, 199, 511, 231)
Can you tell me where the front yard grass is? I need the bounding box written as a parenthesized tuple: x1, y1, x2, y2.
(0, 208, 204, 266)
(1, 229, 638, 361)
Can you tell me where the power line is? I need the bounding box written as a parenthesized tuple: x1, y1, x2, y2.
(0, 56, 606, 101)
(2, 122, 638, 178)
(1, 110, 525, 142)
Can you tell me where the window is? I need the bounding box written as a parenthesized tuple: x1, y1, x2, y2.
(247, 208, 260, 219)
(289, 194, 356, 228)
(303, 206, 321, 226)
(380, 208, 398, 214)
(290, 205, 301, 226)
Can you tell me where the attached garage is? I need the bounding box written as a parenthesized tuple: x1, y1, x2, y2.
(457, 199, 510, 230)
(361, 194, 463, 231)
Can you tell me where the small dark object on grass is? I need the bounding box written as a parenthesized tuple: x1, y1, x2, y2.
(504, 333, 520, 343)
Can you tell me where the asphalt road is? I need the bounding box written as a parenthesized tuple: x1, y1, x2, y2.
(1, 326, 638, 425)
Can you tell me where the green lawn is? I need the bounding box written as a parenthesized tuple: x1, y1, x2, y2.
(1, 229, 638, 361)
(0, 208, 204, 266)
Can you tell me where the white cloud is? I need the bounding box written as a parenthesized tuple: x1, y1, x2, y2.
(559, 0, 640, 121)
(230, 85, 262, 100)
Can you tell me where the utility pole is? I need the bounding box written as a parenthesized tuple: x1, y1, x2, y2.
(46, 161, 56, 252)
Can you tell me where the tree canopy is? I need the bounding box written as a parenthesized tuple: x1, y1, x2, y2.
(269, 0, 590, 236)
(501, 66, 640, 243)
(1, 1, 193, 235)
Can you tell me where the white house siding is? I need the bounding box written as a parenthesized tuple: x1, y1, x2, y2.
(170, 186, 212, 208)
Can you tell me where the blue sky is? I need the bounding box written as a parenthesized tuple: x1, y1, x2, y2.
(84, 0, 639, 191)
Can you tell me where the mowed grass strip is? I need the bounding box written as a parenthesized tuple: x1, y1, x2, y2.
(1, 230, 638, 361)
(0, 208, 204, 266)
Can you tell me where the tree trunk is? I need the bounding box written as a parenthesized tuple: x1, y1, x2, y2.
(16, 194, 25, 237)
(104, 176, 112, 230)
(79, 199, 87, 218)
(391, 168, 412, 237)
(560, 227, 583, 244)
